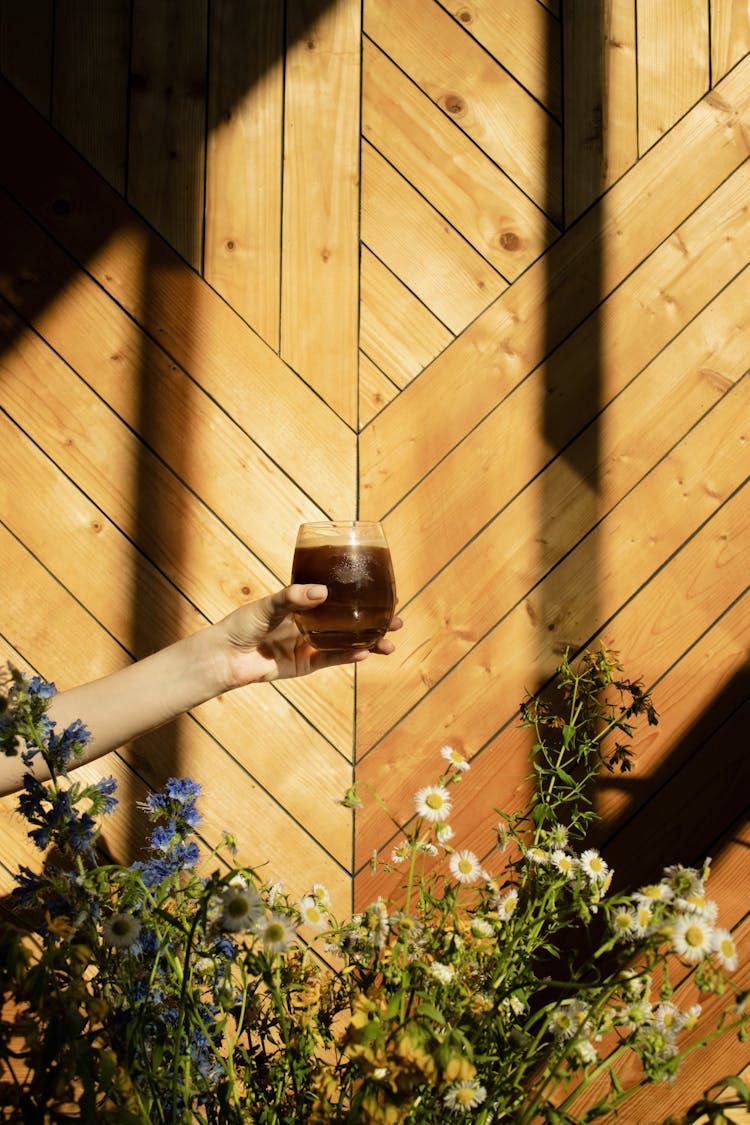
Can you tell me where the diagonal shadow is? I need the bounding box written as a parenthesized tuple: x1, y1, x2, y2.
(0, 0, 337, 863)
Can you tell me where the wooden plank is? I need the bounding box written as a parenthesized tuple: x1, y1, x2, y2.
(359, 351, 400, 428)
(439, 0, 562, 118)
(711, 0, 750, 83)
(280, 0, 361, 426)
(362, 37, 558, 280)
(51, 0, 130, 192)
(205, 0, 283, 349)
(359, 263, 750, 746)
(0, 78, 356, 517)
(0, 294, 353, 754)
(128, 0, 208, 269)
(0, 418, 354, 864)
(378, 165, 750, 610)
(0, 0, 52, 114)
(359, 57, 750, 518)
(364, 0, 562, 222)
(361, 141, 506, 333)
(563, 0, 638, 224)
(354, 399, 749, 866)
(637, 0, 710, 154)
(0, 528, 129, 692)
(359, 246, 453, 387)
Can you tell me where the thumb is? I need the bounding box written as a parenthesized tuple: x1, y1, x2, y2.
(265, 583, 328, 626)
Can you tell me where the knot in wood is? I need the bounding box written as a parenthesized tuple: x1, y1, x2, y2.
(499, 231, 521, 251)
(440, 93, 466, 117)
(456, 6, 473, 22)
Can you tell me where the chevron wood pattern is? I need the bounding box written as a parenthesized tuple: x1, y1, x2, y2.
(0, 1, 748, 1113)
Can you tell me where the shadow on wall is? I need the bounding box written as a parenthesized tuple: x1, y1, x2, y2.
(592, 666, 750, 889)
(0, 1, 336, 862)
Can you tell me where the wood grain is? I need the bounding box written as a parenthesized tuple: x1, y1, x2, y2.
(281, 0, 361, 426)
(205, 0, 284, 348)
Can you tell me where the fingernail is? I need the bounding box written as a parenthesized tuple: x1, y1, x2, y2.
(307, 584, 327, 600)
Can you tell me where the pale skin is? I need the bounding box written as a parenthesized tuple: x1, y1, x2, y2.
(0, 584, 402, 798)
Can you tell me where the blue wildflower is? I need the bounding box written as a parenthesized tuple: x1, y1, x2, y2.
(213, 935, 237, 960)
(94, 775, 118, 813)
(149, 820, 178, 851)
(26, 676, 56, 699)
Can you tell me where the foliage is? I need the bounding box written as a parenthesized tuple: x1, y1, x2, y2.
(0, 653, 746, 1124)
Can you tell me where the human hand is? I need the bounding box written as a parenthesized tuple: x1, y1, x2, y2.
(216, 584, 402, 687)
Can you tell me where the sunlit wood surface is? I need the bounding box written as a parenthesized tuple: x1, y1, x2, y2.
(1, 1, 748, 1114)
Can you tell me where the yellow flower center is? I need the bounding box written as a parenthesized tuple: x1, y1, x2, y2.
(456, 1087, 476, 1107)
(266, 922, 285, 943)
(426, 793, 444, 810)
(684, 925, 704, 948)
(720, 937, 735, 959)
(458, 858, 473, 874)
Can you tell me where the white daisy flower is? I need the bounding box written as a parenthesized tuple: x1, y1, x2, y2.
(219, 885, 264, 932)
(664, 863, 704, 899)
(580, 849, 609, 882)
(267, 880, 285, 904)
(391, 840, 412, 865)
(449, 850, 483, 884)
(546, 824, 569, 849)
(654, 1002, 684, 1038)
(502, 995, 525, 1017)
(551, 849, 577, 879)
(255, 911, 296, 954)
(677, 893, 719, 922)
(363, 899, 390, 947)
(497, 888, 518, 918)
(103, 913, 141, 949)
(634, 882, 673, 905)
(443, 1078, 487, 1112)
(417, 840, 439, 857)
(526, 846, 549, 865)
(495, 823, 509, 852)
(471, 917, 494, 939)
(682, 1003, 701, 1031)
(672, 913, 714, 963)
(429, 960, 455, 985)
(623, 1000, 653, 1030)
(633, 902, 654, 936)
(575, 1039, 598, 1065)
(298, 895, 327, 929)
(712, 928, 738, 972)
(309, 882, 330, 905)
(391, 911, 424, 947)
(437, 823, 455, 846)
(414, 785, 453, 823)
(548, 999, 588, 1041)
(611, 907, 636, 939)
(440, 744, 470, 771)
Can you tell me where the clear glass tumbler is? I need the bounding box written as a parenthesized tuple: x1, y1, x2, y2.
(291, 520, 397, 651)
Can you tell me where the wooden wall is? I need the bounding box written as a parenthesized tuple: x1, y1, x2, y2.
(1, 0, 748, 1113)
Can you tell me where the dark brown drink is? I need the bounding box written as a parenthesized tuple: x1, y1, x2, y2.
(292, 540, 396, 651)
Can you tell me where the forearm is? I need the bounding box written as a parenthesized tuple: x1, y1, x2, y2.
(0, 621, 234, 798)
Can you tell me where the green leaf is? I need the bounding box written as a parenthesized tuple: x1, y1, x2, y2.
(416, 1002, 446, 1024)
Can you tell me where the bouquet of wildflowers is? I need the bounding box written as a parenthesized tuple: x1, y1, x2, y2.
(0, 653, 746, 1124)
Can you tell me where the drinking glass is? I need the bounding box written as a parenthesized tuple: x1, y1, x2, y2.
(291, 520, 397, 651)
